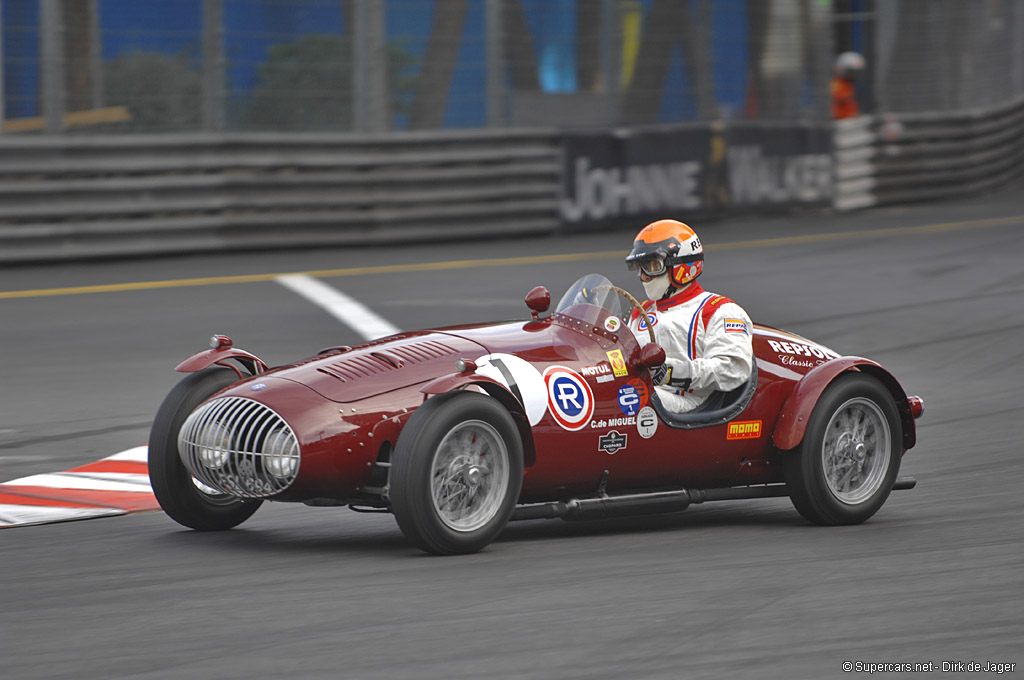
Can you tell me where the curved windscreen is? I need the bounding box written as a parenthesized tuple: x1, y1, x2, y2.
(554, 273, 629, 329)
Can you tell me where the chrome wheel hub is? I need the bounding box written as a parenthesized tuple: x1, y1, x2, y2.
(430, 420, 509, 532)
(821, 397, 891, 505)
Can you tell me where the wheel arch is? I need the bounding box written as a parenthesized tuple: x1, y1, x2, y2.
(772, 357, 915, 452)
(175, 347, 268, 379)
(421, 373, 537, 467)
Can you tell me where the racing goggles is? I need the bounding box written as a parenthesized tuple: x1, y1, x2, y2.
(626, 253, 704, 277)
(627, 257, 669, 277)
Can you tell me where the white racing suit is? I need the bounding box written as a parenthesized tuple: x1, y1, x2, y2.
(629, 283, 754, 413)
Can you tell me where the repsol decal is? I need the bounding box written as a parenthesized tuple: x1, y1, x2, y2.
(767, 339, 839, 368)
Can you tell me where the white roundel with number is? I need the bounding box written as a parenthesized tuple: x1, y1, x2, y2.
(473, 353, 548, 426)
(543, 366, 595, 431)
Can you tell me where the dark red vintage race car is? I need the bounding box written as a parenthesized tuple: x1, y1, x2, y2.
(149, 274, 923, 554)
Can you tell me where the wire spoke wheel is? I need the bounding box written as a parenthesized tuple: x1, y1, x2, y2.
(430, 420, 510, 532)
(391, 392, 524, 555)
(784, 374, 902, 526)
(821, 398, 891, 505)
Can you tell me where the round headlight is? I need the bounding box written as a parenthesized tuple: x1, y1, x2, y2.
(197, 421, 232, 469)
(263, 429, 298, 480)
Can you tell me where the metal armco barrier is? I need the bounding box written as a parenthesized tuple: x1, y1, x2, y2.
(3, 103, 1024, 264)
(0, 130, 561, 264)
(833, 96, 1024, 211)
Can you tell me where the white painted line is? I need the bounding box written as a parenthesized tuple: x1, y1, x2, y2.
(106, 445, 149, 462)
(276, 274, 401, 341)
(0, 504, 125, 527)
(3, 472, 153, 493)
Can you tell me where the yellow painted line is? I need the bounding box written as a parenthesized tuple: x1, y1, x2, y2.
(0, 252, 618, 300)
(1, 214, 1021, 300)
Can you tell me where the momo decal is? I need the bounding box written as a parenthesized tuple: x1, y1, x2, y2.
(543, 366, 595, 431)
(606, 349, 629, 377)
(598, 431, 628, 455)
(636, 406, 658, 439)
(604, 316, 622, 333)
(617, 379, 649, 416)
(727, 420, 762, 440)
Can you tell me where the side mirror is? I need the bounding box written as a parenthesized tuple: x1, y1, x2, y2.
(525, 286, 551, 319)
(638, 343, 666, 369)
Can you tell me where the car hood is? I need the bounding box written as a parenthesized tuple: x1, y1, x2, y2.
(267, 331, 489, 403)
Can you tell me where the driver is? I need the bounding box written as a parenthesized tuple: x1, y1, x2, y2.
(625, 219, 754, 413)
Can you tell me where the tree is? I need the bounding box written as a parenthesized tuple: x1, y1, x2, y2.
(242, 34, 415, 131)
(103, 51, 201, 131)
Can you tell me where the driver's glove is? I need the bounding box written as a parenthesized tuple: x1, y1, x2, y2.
(652, 358, 693, 391)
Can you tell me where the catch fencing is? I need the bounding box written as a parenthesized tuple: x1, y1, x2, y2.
(1, 0, 832, 134)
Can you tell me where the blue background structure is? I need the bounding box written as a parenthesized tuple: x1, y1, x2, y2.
(2, 0, 757, 128)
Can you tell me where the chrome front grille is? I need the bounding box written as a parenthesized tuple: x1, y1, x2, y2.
(178, 397, 300, 498)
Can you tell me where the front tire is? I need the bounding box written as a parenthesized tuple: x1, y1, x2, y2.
(149, 368, 263, 531)
(784, 373, 902, 525)
(390, 392, 524, 555)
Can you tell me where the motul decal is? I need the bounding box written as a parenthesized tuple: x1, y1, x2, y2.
(727, 420, 762, 440)
(580, 363, 612, 377)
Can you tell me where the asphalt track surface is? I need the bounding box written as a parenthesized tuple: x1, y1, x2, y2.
(2, 186, 1023, 679)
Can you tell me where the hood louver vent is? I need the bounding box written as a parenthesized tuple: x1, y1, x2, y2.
(263, 333, 484, 404)
(316, 340, 458, 383)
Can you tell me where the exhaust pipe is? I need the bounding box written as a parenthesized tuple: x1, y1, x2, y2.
(510, 477, 917, 523)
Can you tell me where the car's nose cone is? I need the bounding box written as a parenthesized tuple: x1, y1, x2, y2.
(178, 396, 300, 497)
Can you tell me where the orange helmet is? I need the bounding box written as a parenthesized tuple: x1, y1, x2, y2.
(625, 219, 704, 288)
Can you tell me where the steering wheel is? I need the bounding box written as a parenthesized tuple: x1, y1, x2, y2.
(592, 284, 656, 344)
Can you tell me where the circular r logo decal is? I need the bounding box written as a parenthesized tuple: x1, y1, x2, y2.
(543, 366, 595, 431)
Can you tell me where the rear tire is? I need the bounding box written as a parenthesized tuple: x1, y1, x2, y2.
(390, 392, 524, 555)
(149, 368, 263, 531)
(784, 374, 901, 525)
